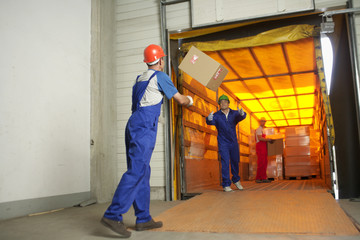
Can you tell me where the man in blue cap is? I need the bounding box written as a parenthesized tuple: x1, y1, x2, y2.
(206, 94, 247, 192)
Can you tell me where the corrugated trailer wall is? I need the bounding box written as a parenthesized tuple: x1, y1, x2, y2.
(113, 0, 360, 200)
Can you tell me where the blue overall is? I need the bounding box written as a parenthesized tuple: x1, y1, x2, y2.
(206, 109, 247, 187)
(104, 71, 162, 224)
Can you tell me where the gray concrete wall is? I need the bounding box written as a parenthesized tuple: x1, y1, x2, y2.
(90, 0, 118, 203)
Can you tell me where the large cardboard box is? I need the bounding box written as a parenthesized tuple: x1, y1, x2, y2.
(285, 136, 310, 146)
(179, 46, 229, 91)
(267, 154, 283, 179)
(285, 126, 310, 137)
(285, 165, 320, 177)
(284, 145, 310, 156)
(285, 156, 311, 166)
(267, 138, 283, 156)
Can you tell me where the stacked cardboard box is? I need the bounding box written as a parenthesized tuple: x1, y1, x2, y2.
(284, 126, 320, 178)
(267, 154, 283, 180)
(266, 128, 284, 180)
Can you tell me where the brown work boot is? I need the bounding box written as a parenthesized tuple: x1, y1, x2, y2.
(100, 217, 131, 238)
(135, 218, 163, 231)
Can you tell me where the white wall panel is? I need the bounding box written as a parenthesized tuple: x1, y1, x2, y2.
(116, 15, 159, 33)
(166, 1, 191, 31)
(115, 0, 165, 191)
(117, 63, 146, 74)
(116, 37, 161, 51)
(116, 5, 159, 21)
(117, 29, 161, 43)
(116, 0, 157, 12)
(117, 72, 140, 82)
(192, 0, 315, 27)
(314, 0, 347, 9)
(116, 48, 144, 58)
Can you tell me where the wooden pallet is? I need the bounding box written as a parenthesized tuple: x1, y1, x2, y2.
(268, 177, 283, 181)
(285, 175, 317, 180)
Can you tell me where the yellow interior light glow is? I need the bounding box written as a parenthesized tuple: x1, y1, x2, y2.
(245, 79, 274, 98)
(253, 112, 270, 120)
(293, 73, 316, 94)
(287, 119, 300, 126)
(298, 94, 315, 108)
(268, 111, 285, 120)
(259, 98, 281, 111)
(284, 110, 299, 119)
(285, 38, 315, 72)
(301, 118, 313, 125)
(235, 92, 254, 100)
(274, 120, 288, 127)
(265, 121, 276, 127)
(299, 108, 314, 118)
(269, 76, 295, 96)
(223, 82, 254, 100)
(221, 48, 263, 78)
(278, 96, 297, 110)
(242, 100, 265, 112)
(253, 44, 288, 75)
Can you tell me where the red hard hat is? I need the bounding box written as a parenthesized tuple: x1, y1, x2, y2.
(143, 44, 166, 63)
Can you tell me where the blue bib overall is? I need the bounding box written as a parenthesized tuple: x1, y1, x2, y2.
(104, 71, 162, 224)
(206, 109, 247, 187)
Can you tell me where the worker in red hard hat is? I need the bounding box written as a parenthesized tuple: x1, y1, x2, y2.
(206, 94, 247, 192)
(255, 117, 274, 183)
(101, 44, 193, 238)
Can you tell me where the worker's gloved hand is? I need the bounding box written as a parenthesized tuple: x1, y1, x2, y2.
(186, 96, 193, 107)
(207, 111, 214, 121)
(237, 107, 245, 116)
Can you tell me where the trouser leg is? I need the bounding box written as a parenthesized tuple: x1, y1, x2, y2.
(229, 143, 240, 183)
(104, 115, 156, 222)
(133, 164, 151, 223)
(219, 148, 231, 187)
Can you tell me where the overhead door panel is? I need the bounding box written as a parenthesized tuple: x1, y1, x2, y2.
(191, 0, 315, 27)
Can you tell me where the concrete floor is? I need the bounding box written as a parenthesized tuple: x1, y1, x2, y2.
(0, 197, 359, 240)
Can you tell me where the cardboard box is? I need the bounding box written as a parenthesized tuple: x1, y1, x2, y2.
(267, 155, 283, 179)
(179, 46, 229, 91)
(285, 165, 320, 177)
(285, 156, 311, 166)
(284, 146, 310, 156)
(267, 138, 283, 156)
(285, 126, 310, 137)
(267, 154, 283, 163)
(285, 136, 310, 146)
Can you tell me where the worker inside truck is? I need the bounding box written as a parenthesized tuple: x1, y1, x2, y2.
(255, 117, 274, 183)
(206, 94, 247, 192)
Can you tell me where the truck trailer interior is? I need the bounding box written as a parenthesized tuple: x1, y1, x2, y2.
(169, 13, 360, 200)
